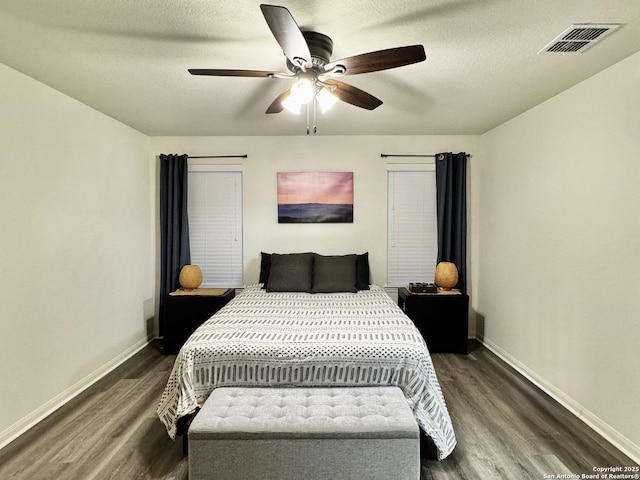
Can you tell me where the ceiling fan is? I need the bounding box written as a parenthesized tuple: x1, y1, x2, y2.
(188, 4, 426, 133)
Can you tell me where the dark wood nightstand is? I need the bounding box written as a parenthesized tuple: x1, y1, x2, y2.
(163, 288, 235, 354)
(398, 287, 469, 354)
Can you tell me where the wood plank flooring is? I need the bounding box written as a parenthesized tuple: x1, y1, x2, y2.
(0, 340, 636, 479)
(0, 343, 187, 480)
(423, 342, 637, 479)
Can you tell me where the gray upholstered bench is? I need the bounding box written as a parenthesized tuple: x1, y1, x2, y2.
(188, 386, 420, 480)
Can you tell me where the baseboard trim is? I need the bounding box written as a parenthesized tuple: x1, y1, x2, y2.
(479, 337, 640, 465)
(0, 335, 152, 451)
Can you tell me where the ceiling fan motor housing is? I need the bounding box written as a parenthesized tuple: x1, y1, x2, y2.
(287, 31, 334, 71)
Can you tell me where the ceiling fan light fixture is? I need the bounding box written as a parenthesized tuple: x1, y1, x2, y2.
(282, 94, 302, 114)
(282, 77, 316, 114)
(316, 87, 338, 112)
(291, 78, 315, 104)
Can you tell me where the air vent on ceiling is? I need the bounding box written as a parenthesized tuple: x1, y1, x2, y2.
(539, 23, 622, 54)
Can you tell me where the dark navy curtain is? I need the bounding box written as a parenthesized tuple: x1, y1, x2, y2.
(435, 152, 467, 293)
(159, 153, 190, 337)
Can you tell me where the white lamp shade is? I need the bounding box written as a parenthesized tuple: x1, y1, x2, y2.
(283, 78, 317, 114)
(282, 94, 302, 114)
(316, 87, 338, 112)
(291, 78, 315, 104)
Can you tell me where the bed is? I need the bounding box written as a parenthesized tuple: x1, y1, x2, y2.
(157, 252, 457, 460)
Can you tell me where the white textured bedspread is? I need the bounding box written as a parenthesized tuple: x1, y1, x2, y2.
(157, 284, 456, 459)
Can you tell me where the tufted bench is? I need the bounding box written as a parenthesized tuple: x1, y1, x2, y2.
(188, 386, 420, 480)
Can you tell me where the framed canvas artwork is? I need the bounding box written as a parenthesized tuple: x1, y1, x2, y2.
(277, 172, 354, 223)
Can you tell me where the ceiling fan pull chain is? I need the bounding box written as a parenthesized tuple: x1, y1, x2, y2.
(306, 103, 310, 135)
(313, 98, 318, 134)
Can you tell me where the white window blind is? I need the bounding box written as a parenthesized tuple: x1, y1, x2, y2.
(188, 165, 243, 287)
(387, 164, 438, 287)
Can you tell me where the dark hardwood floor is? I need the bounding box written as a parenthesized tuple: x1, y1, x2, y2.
(0, 340, 636, 479)
(424, 343, 637, 478)
(0, 342, 187, 480)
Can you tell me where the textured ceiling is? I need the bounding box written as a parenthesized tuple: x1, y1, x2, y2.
(1, 0, 640, 136)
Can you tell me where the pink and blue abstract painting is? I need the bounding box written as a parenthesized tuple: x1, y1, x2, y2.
(277, 172, 354, 223)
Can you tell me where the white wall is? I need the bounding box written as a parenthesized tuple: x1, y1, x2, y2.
(2, 44, 637, 463)
(150, 135, 479, 291)
(478, 51, 640, 460)
(0, 64, 154, 447)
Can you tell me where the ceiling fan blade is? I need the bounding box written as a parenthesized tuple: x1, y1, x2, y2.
(260, 4, 311, 68)
(324, 79, 383, 110)
(324, 45, 426, 76)
(265, 86, 293, 114)
(188, 68, 287, 78)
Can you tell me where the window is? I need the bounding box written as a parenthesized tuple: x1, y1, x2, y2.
(188, 164, 243, 287)
(387, 164, 438, 286)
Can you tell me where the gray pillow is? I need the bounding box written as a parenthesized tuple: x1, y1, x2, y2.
(266, 253, 314, 292)
(312, 254, 358, 293)
(356, 252, 370, 290)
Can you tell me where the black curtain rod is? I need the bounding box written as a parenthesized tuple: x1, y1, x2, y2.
(380, 153, 471, 158)
(188, 154, 247, 159)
